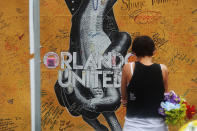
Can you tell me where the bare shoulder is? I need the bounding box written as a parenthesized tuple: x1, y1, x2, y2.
(160, 64, 168, 74)
(122, 63, 131, 71)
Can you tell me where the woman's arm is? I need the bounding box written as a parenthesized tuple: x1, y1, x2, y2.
(161, 64, 169, 92)
(121, 64, 129, 107)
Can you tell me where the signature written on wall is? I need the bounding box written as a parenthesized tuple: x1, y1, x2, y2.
(0, 12, 9, 30)
(167, 48, 195, 73)
(41, 101, 64, 130)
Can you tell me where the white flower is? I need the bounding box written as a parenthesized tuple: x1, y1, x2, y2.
(161, 101, 180, 111)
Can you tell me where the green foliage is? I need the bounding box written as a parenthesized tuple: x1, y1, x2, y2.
(165, 103, 187, 126)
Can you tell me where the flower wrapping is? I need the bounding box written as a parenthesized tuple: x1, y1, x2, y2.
(158, 91, 196, 125)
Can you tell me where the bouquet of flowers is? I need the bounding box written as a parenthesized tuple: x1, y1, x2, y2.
(158, 91, 196, 125)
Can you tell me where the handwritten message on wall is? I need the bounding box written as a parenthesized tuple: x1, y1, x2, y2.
(0, 0, 31, 131)
(1, 0, 196, 131)
(39, 0, 196, 131)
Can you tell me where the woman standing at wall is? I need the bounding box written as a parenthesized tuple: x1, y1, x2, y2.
(121, 36, 169, 131)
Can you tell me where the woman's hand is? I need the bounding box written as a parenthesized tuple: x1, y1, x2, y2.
(121, 99, 127, 107)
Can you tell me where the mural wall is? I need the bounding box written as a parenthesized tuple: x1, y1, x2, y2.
(0, 0, 31, 131)
(1, 0, 197, 131)
(40, 0, 197, 131)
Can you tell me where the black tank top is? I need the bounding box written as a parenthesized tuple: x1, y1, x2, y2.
(126, 61, 165, 118)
